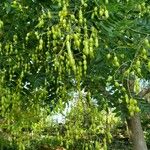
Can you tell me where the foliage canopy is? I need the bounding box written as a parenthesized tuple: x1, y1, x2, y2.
(0, 0, 150, 149)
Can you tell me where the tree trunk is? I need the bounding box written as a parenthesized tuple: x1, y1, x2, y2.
(127, 113, 148, 150)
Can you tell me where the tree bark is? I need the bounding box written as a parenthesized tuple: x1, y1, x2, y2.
(127, 113, 148, 150)
(125, 79, 150, 150)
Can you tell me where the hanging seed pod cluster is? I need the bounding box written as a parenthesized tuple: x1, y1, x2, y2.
(106, 37, 150, 116)
(99, 1, 150, 118)
(105, 28, 150, 117)
(52, 1, 99, 77)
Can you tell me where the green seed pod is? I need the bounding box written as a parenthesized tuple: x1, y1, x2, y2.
(84, 18, 87, 24)
(52, 33, 57, 40)
(135, 60, 140, 67)
(91, 13, 95, 19)
(105, 10, 109, 18)
(129, 98, 135, 105)
(0, 20, 4, 29)
(144, 38, 149, 47)
(62, 6, 67, 17)
(74, 40, 80, 48)
(57, 29, 61, 37)
(89, 46, 94, 57)
(99, 9, 104, 16)
(143, 54, 147, 60)
(71, 14, 75, 20)
(94, 7, 98, 12)
(107, 53, 111, 59)
(95, 37, 99, 47)
(66, 41, 71, 53)
(83, 2, 88, 7)
(135, 107, 140, 113)
(114, 61, 120, 67)
(83, 59, 87, 65)
(47, 11, 51, 19)
(5, 43, 9, 51)
(83, 47, 88, 55)
(81, 0, 84, 5)
(105, 0, 109, 4)
(130, 111, 134, 117)
(13, 34, 18, 43)
(114, 56, 118, 62)
(137, 4, 142, 11)
(35, 31, 40, 39)
(53, 40, 57, 47)
(83, 59, 87, 72)
(142, 48, 147, 55)
(114, 56, 120, 67)
(83, 40, 89, 55)
(89, 37, 94, 46)
(107, 76, 113, 82)
(83, 54, 86, 60)
(79, 18, 83, 24)
(133, 99, 137, 105)
(66, 25, 71, 32)
(62, 19, 67, 28)
(66, 35, 70, 41)
(137, 68, 141, 74)
(91, 26, 96, 33)
(120, 54, 125, 58)
(79, 9, 82, 19)
(122, 87, 126, 92)
(148, 61, 150, 70)
(39, 38, 43, 50)
(73, 34, 78, 41)
(114, 81, 120, 87)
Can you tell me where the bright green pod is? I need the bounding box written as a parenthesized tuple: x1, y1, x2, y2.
(107, 53, 111, 59)
(107, 76, 113, 82)
(0, 19, 3, 29)
(105, 10, 109, 18)
(148, 61, 150, 70)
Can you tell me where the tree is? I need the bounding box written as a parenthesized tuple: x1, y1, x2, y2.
(0, 0, 150, 149)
